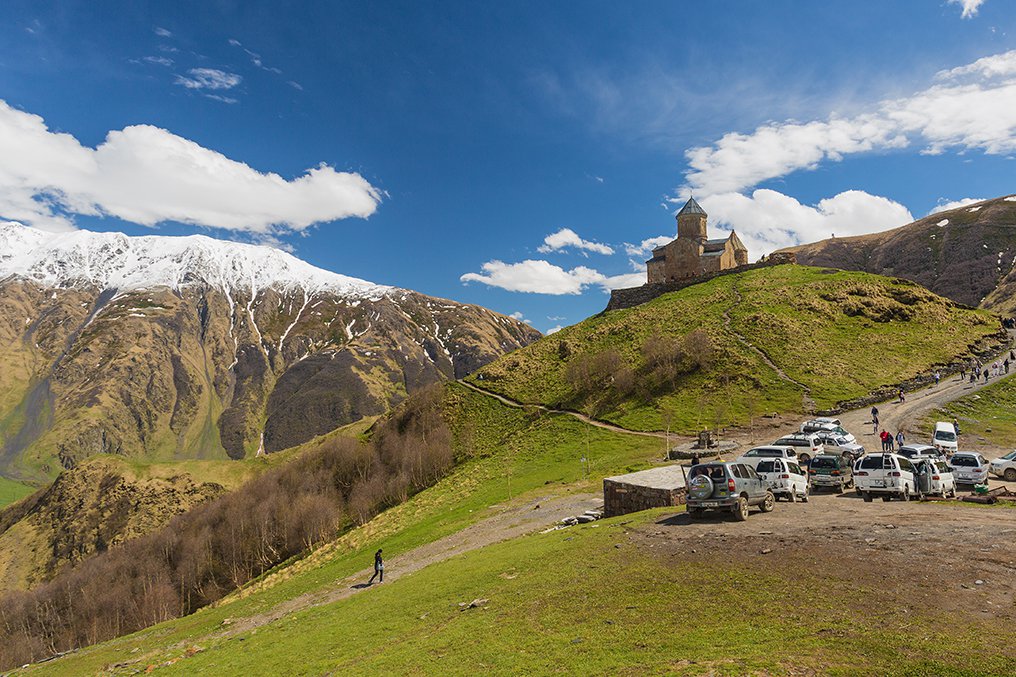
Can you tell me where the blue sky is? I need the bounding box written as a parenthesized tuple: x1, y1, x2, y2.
(1, 1, 1015, 333)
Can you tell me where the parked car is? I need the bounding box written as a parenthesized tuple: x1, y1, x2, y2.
(853, 453, 917, 502)
(932, 421, 959, 455)
(989, 450, 1016, 482)
(686, 462, 775, 521)
(800, 419, 857, 444)
(948, 451, 989, 486)
(771, 433, 825, 464)
(812, 432, 864, 461)
(897, 443, 942, 461)
(809, 454, 853, 492)
(913, 457, 956, 498)
(735, 445, 798, 469)
(755, 458, 809, 502)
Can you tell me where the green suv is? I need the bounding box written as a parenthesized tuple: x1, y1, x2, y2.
(686, 462, 775, 521)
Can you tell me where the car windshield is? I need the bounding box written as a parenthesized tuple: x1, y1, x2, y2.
(951, 456, 978, 467)
(832, 427, 849, 435)
(756, 461, 778, 473)
(935, 431, 957, 442)
(810, 457, 837, 468)
(753, 449, 780, 457)
(1002, 450, 1016, 461)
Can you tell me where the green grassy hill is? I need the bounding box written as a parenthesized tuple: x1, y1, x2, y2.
(0, 476, 33, 510)
(923, 374, 1016, 451)
(471, 265, 1003, 432)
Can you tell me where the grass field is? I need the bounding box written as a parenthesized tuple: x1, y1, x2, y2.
(33, 507, 1015, 676)
(470, 266, 1000, 433)
(0, 475, 34, 510)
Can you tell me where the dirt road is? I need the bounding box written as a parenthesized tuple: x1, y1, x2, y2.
(633, 491, 1016, 623)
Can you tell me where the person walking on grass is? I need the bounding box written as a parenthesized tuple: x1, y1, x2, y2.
(368, 548, 384, 584)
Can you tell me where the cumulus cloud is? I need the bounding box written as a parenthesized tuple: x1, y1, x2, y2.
(683, 49, 1016, 195)
(624, 235, 674, 257)
(948, 0, 987, 18)
(689, 189, 914, 257)
(0, 100, 381, 233)
(928, 197, 988, 214)
(537, 227, 614, 255)
(460, 258, 645, 295)
(174, 68, 242, 91)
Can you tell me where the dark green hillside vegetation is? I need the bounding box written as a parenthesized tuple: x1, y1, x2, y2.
(472, 265, 1003, 432)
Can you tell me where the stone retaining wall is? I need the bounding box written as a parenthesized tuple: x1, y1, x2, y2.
(603, 478, 687, 517)
(605, 253, 797, 311)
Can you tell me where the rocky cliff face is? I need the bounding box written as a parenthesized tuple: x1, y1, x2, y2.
(0, 223, 540, 481)
(780, 195, 1016, 312)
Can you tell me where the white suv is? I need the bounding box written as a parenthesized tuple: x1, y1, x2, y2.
(913, 457, 956, 498)
(853, 453, 917, 502)
(736, 446, 798, 470)
(948, 452, 989, 486)
(755, 458, 809, 502)
(989, 450, 1016, 482)
(771, 433, 825, 464)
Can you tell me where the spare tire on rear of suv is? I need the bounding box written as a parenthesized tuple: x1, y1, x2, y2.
(689, 474, 714, 500)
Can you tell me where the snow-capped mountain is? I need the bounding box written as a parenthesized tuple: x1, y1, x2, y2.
(0, 221, 388, 298)
(0, 223, 540, 481)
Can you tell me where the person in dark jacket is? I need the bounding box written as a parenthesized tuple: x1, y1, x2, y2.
(368, 548, 384, 584)
(691, 453, 701, 466)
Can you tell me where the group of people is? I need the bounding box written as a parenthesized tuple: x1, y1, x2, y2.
(879, 428, 905, 451)
(962, 352, 1014, 383)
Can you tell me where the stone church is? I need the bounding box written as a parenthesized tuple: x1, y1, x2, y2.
(646, 197, 748, 284)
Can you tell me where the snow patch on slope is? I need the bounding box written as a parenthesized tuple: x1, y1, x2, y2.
(0, 221, 392, 299)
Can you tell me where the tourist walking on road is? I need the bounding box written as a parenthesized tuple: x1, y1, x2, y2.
(879, 430, 889, 451)
(1006, 358, 1010, 374)
(898, 389, 905, 403)
(953, 418, 961, 436)
(984, 368, 990, 382)
(368, 548, 384, 584)
(896, 430, 905, 448)
(933, 370, 941, 385)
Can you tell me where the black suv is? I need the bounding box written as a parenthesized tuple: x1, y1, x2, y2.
(686, 462, 775, 521)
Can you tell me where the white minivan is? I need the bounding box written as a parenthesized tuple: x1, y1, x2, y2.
(853, 453, 917, 502)
(755, 458, 809, 502)
(932, 422, 958, 455)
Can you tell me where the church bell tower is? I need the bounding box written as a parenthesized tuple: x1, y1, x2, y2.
(676, 196, 707, 242)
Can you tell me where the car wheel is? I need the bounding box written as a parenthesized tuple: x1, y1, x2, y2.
(902, 486, 910, 502)
(863, 492, 873, 502)
(760, 491, 775, 513)
(788, 490, 796, 504)
(949, 486, 957, 498)
(732, 496, 749, 521)
(1005, 468, 1016, 482)
(801, 488, 809, 503)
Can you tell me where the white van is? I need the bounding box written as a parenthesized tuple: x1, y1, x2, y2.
(932, 422, 958, 455)
(853, 453, 917, 502)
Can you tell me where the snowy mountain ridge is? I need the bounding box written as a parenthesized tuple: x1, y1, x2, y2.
(0, 221, 391, 298)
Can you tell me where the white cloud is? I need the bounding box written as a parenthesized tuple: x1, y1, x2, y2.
(928, 197, 988, 214)
(287, 81, 304, 91)
(228, 38, 242, 47)
(948, 0, 986, 19)
(624, 235, 674, 257)
(461, 260, 604, 295)
(692, 189, 914, 258)
(460, 257, 646, 295)
(537, 227, 614, 255)
(0, 100, 381, 233)
(174, 68, 242, 91)
(683, 49, 1016, 195)
(142, 56, 173, 67)
(546, 325, 564, 334)
(154, 27, 173, 38)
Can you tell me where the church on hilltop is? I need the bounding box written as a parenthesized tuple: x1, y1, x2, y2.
(646, 197, 748, 284)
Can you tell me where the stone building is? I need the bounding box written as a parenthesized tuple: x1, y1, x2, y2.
(646, 197, 748, 284)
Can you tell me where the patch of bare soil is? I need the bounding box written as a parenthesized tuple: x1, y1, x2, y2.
(632, 494, 1016, 623)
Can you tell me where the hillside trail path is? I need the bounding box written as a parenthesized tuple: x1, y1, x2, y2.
(721, 279, 817, 413)
(458, 379, 668, 440)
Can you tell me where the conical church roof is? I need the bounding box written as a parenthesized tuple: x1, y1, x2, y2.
(677, 196, 706, 217)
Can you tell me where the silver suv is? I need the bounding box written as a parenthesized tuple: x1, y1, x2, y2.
(686, 462, 775, 521)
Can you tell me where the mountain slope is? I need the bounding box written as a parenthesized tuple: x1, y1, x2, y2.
(469, 265, 1005, 432)
(0, 223, 539, 482)
(781, 194, 1016, 311)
